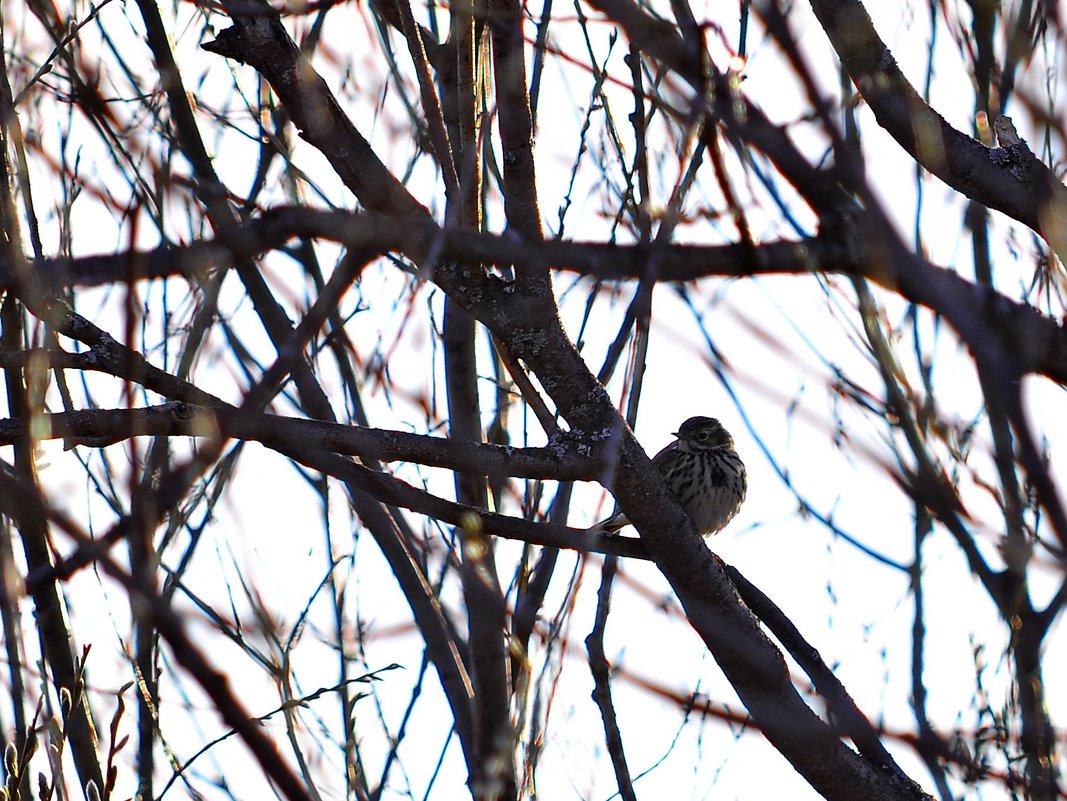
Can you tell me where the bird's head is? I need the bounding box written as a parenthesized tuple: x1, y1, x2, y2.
(673, 416, 733, 449)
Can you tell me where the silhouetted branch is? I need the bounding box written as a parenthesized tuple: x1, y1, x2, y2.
(203, 0, 430, 221)
(0, 404, 606, 479)
(807, 0, 1067, 260)
(585, 557, 638, 801)
(8, 209, 1065, 386)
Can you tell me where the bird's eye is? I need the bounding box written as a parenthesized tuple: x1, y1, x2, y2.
(698, 431, 709, 440)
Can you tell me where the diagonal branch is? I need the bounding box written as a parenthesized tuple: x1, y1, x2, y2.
(807, 0, 1067, 259)
(202, 0, 431, 223)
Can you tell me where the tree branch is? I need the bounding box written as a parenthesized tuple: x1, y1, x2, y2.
(807, 0, 1067, 260)
(0, 404, 605, 479)
(202, 0, 430, 222)
(11, 209, 1067, 387)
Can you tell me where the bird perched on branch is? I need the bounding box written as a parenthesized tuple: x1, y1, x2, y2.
(598, 416, 746, 537)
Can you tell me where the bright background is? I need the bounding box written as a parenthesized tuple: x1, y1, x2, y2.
(3, 0, 1064, 799)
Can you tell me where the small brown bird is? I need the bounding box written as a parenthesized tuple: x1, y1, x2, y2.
(598, 416, 747, 537)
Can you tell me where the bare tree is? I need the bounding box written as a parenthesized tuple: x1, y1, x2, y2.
(0, 0, 1064, 800)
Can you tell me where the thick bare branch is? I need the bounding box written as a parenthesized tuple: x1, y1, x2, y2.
(203, 0, 431, 222)
(808, 0, 1067, 259)
(0, 404, 604, 479)
(13, 210, 1067, 387)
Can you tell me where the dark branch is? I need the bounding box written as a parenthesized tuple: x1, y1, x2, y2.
(9, 209, 1067, 387)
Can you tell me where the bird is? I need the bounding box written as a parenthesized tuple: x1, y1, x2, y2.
(597, 416, 747, 537)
